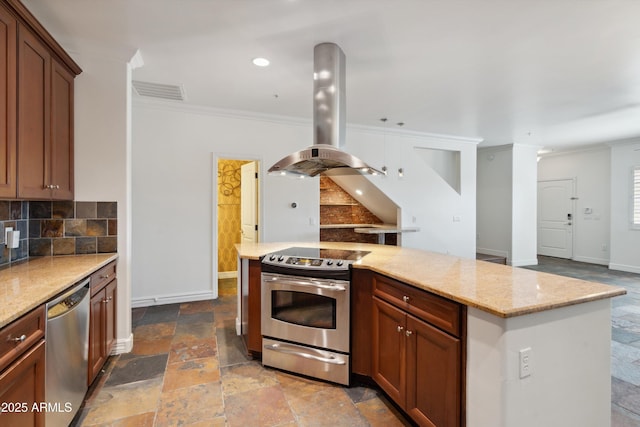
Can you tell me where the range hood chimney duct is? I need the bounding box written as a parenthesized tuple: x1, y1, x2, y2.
(268, 43, 382, 177)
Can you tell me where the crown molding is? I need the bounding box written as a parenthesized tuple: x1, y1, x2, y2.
(133, 97, 483, 145)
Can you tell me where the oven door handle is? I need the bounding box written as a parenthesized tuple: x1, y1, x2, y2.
(264, 343, 347, 365)
(270, 277, 346, 292)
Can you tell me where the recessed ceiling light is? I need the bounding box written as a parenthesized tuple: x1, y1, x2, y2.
(252, 57, 270, 67)
(355, 189, 363, 196)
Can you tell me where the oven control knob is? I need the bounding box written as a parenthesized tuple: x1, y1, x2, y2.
(326, 260, 333, 266)
(277, 256, 285, 262)
(337, 260, 344, 267)
(269, 255, 276, 261)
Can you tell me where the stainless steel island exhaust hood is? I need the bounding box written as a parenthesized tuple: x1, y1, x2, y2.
(268, 43, 383, 178)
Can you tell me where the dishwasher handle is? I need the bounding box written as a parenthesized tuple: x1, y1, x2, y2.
(47, 278, 90, 320)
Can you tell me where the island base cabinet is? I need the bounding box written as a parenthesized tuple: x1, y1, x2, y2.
(88, 277, 116, 385)
(0, 340, 45, 427)
(372, 296, 406, 404)
(406, 316, 461, 427)
(373, 296, 462, 427)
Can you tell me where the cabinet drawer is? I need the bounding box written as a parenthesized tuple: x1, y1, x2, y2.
(90, 261, 116, 295)
(0, 306, 45, 372)
(373, 273, 461, 337)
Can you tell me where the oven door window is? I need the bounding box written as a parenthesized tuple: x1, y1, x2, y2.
(271, 290, 336, 329)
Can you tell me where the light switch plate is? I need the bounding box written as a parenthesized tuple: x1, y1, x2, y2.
(4, 227, 13, 245)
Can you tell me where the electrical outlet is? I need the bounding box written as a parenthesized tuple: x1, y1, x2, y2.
(519, 347, 532, 379)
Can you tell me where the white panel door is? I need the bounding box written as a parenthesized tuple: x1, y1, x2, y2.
(537, 179, 574, 258)
(241, 162, 258, 243)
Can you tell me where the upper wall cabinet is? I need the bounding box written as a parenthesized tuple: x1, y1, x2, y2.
(0, 5, 17, 198)
(1, 0, 81, 200)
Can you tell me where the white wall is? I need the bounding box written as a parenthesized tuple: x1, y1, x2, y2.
(132, 102, 479, 305)
(477, 144, 539, 266)
(538, 147, 611, 265)
(131, 102, 319, 306)
(477, 146, 513, 260)
(511, 144, 539, 266)
(346, 128, 478, 258)
(72, 49, 135, 352)
(610, 139, 640, 273)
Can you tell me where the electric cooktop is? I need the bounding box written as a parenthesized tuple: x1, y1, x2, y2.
(261, 246, 371, 276)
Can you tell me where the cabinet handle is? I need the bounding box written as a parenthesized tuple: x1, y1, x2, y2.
(397, 325, 404, 333)
(101, 274, 112, 279)
(405, 330, 413, 337)
(54, 184, 60, 189)
(402, 295, 410, 303)
(10, 334, 27, 343)
(102, 297, 113, 303)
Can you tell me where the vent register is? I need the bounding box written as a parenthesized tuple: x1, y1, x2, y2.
(132, 80, 186, 101)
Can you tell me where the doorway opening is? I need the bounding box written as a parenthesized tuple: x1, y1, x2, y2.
(216, 158, 259, 296)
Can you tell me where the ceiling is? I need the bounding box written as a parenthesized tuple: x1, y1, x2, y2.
(23, 0, 640, 151)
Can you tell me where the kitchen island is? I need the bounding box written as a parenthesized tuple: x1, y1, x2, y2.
(236, 241, 625, 427)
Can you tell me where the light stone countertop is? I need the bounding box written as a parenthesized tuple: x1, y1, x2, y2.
(235, 242, 626, 318)
(0, 254, 118, 328)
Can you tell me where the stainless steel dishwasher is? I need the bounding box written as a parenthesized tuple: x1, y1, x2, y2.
(45, 278, 90, 427)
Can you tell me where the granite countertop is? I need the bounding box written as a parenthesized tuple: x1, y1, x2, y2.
(235, 242, 626, 318)
(0, 254, 118, 328)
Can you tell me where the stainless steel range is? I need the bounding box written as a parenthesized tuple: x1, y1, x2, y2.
(261, 247, 369, 385)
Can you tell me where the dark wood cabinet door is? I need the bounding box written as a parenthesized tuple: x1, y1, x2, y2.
(50, 59, 74, 200)
(88, 290, 106, 385)
(17, 24, 50, 199)
(406, 314, 461, 427)
(0, 4, 16, 198)
(104, 280, 117, 356)
(351, 268, 373, 376)
(246, 259, 262, 355)
(0, 340, 45, 427)
(372, 297, 406, 406)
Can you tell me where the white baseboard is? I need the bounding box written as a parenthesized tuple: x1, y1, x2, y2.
(609, 263, 640, 274)
(573, 256, 609, 266)
(218, 271, 237, 279)
(236, 317, 242, 336)
(132, 290, 216, 308)
(510, 258, 539, 267)
(476, 247, 509, 259)
(112, 333, 133, 355)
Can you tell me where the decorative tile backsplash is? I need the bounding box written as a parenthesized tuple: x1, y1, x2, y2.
(0, 200, 117, 268)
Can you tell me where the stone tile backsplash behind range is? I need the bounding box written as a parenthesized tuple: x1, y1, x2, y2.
(0, 200, 117, 268)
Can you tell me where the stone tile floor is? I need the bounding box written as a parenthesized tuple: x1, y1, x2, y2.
(522, 256, 640, 426)
(72, 279, 410, 427)
(72, 258, 640, 426)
